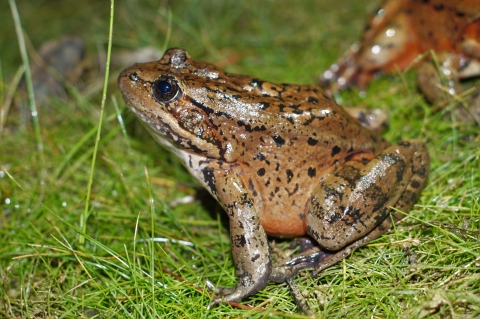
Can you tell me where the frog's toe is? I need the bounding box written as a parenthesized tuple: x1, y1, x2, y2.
(205, 281, 230, 309)
(205, 277, 269, 308)
(206, 290, 245, 308)
(205, 280, 236, 296)
(207, 297, 225, 309)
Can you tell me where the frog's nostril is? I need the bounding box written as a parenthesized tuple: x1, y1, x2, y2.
(129, 72, 139, 82)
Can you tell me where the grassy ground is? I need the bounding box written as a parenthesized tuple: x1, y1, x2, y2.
(1, 0, 479, 318)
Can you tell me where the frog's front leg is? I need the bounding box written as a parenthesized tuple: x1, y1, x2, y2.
(306, 140, 429, 275)
(206, 173, 271, 307)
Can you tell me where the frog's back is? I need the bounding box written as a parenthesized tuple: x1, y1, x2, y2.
(407, 0, 480, 51)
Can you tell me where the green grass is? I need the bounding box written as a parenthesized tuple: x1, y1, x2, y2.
(1, 0, 479, 318)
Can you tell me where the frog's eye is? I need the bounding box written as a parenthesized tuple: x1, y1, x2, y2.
(152, 76, 181, 102)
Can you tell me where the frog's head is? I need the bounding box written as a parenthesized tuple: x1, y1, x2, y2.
(118, 48, 253, 162)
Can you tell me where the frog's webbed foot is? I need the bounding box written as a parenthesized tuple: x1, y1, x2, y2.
(271, 229, 394, 280)
(205, 263, 272, 307)
(270, 244, 333, 283)
(310, 218, 393, 276)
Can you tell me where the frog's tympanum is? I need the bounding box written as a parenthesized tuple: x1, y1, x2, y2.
(118, 48, 429, 307)
(321, 0, 480, 121)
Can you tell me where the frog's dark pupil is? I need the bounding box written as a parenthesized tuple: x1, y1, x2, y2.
(157, 81, 172, 93)
(152, 76, 180, 103)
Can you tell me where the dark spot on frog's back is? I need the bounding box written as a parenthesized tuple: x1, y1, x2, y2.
(398, 140, 411, 148)
(287, 183, 299, 196)
(307, 167, 316, 178)
(258, 102, 269, 110)
(249, 79, 264, 89)
(273, 135, 286, 147)
(405, 189, 419, 205)
(411, 180, 421, 189)
(307, 137, 318, 146)
(228, 94, 242, 101)
(433, 4, 444, 11)
(456, 11, 465, 17)
(307, 97, 318, 104)
(331, 145, 341, 157)
(248, 178, 258, 197)
(237, 120, 267, 133)
(257, 168, 266, 176)
(254, 152, 266, 161)
(286, 169, 293, 183)
(417, 166, 428, 178)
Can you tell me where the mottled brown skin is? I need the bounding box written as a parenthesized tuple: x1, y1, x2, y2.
(118, 48, 429, 307)
(321, 0, 480, 121)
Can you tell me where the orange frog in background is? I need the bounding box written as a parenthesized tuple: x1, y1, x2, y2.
(321, 0, 480, 121)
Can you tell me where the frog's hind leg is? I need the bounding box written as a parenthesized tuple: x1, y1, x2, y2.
(306, 140, 429, 276)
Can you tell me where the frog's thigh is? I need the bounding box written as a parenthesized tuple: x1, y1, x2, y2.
(306, 140, 428, 251)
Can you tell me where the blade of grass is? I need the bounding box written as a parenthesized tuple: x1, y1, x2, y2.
(0, 64, 24, 139)
(80, 0, 115, 245)
(111, 96, 132, 152)
(9, 0, 46, 182)
(144, 166, 158, 318)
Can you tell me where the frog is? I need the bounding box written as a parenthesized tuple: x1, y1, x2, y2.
(118, 48, 430, 307)
(320, 0, 480, 122)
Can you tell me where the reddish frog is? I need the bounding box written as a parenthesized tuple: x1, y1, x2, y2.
(118, 48, 429, 306)
(321, 0, 480, 121)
